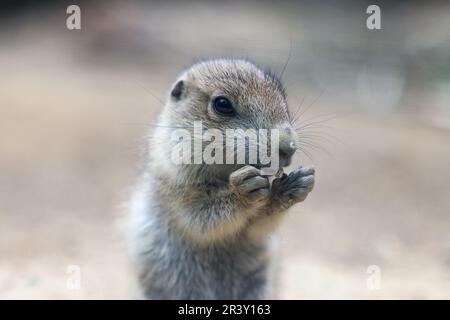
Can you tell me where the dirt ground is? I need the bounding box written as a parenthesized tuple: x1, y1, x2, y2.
(1, 2, 450, 299)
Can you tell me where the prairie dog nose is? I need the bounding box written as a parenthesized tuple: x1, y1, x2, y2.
(279, 128, 297, 158)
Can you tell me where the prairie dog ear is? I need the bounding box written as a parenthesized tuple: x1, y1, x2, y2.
(170, 80, 185, 101)
(170, 73, 198, 102)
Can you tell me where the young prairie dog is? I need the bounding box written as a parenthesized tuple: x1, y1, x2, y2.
(128, 58, 315, 299)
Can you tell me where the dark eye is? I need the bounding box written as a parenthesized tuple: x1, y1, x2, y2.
(212, 96, 235, 116)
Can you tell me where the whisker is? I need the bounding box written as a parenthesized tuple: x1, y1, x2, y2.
(296, 147, 314, 162)
(298, 141, 332, 157)
(296, 110, 345, 127)
(279, 33, 292, 80)
(296, 112, 350, 131)
(289, 95, 306, 125)
(292, 88, 326, 125)
(137, 82, 166, 106)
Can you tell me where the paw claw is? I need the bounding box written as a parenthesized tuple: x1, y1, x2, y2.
(229, 165, 270, 205)
(272, 165, 315, 207)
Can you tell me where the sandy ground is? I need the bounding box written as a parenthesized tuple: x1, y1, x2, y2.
(1, 2, 450, 299)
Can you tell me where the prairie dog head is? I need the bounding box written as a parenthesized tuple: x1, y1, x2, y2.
(151, 59, 299, 181)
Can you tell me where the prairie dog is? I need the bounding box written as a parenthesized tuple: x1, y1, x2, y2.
(128, 58, 315, 299)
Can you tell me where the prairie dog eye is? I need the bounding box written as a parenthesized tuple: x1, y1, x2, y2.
(212, 96, 235, 116)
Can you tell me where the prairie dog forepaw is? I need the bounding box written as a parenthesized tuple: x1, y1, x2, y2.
(271, 165, 315, 208)
(229, 165, 270, 207)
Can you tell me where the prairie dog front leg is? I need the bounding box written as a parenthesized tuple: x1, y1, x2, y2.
(229, 165, 270, 209)
(247, 166, 315, 239)
(270, 166, 315, 211)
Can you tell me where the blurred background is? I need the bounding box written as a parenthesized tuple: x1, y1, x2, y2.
(1, 0, 450, 299)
